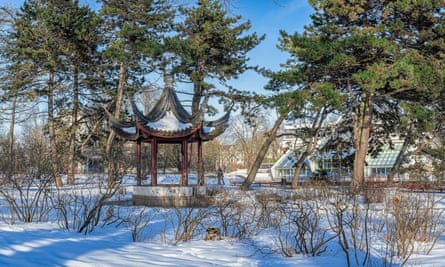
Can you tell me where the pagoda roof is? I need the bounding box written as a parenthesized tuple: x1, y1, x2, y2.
(106, 85, 230, 143)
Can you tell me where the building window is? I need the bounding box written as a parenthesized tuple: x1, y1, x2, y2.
(371, 167, 391, 178)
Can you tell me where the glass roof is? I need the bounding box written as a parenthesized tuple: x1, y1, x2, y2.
(274, 143, 403, 170)
(367, 144, 402, 167)
(273, 152, 310, 169)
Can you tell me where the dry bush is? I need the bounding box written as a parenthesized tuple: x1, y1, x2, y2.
(159, 207, 213, 244)
(48, 174, 122, 234)
(276, 198, 335, 257)
(0, 173, 54, 224)
(325, 195, 376, 267)
(384, 191, 445, 266)
(104, 206, 161, 242)
(0, 135, 55, 224)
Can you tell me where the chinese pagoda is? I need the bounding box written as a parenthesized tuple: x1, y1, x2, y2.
(107, 75, 230, 187)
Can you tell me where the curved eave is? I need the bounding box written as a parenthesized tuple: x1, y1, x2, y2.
(204, 110, 230, 128)
(137, 121, 202, 140)
(130, 97, 150, 125)
(104, 108, 128, 126)
(144, 87, 197, 123)
(111, 126, 139, 141)
(200, 127, 227, 141)
(105, 109, 139, 141)
(200, 110, 231, 140)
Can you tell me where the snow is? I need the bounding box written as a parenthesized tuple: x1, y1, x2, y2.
(147, 111, 192, 131)
(121, 126, 136, 134)
(0, 221, 349, 267)
(202, 126, 215, 134)
(1, 174, 445, 267)
(0, 223, 257, 267)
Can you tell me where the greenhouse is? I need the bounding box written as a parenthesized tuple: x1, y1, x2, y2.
(271, 143, 403, 183)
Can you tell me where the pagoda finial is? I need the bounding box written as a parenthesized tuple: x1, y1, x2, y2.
(164, 73, 173, 89)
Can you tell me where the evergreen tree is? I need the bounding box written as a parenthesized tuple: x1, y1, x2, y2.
(98, 0, 174, 186)
(4, 0, 102, 186)
(6, 0, 79, 187)
(166, 0, 263, 185)
(168, 0, 264, 114)
(276, 0, 445, 192)
(0, 6, 19, 180)
(50, 0, 101, 185)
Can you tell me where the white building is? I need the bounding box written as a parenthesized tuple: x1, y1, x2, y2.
(271, 118, 409, 183)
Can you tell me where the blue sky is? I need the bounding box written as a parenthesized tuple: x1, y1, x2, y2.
(227, 0, 314, 92)
(0, 0, 314, 93)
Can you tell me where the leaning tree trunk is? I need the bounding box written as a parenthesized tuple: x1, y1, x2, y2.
(48, 71, 63, 187)
(240, 114, 286, 191)
(290, 108, 326, 189)
(350, 94, 374, 194)
(290, 135, 320, 189)
(387, 127, 412, 183)
(290, 153, 308, 189)
(106, 62, 126, 188)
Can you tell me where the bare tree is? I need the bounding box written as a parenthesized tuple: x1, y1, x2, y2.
(227, 113, 272, 170)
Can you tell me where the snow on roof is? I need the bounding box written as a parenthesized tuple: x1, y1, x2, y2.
(146, 111, 192, 131)
(202, 126, 215, 134)
(121, 127, 136, 134)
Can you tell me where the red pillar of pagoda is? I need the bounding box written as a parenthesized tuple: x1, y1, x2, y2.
(151, 138, 158, 186)
(107, 79, 230, 188)
(180, 140, 188, 186)
(136, 140, 142, 186)
(198, 140, 204, 185)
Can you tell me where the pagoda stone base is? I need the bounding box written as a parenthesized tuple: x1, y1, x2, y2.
(132, 185, 211, 207)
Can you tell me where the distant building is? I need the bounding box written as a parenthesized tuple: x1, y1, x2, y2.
(272, 118, 414, 183)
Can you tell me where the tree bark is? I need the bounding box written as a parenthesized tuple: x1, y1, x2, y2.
(290, 151, 309, 188)
(290, 108, 327, 189)
(240, 114, 286, 191)
(67, 66, 79, 185)
(350, 94, 374, 193)
(106, 62, 126, 188)
(387, 126, 412, 182)
(192, 82, 201, 116)
(48, 71, 63, 187)
(7, 93, 17, 180)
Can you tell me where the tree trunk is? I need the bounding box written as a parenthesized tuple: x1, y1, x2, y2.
(106, 62, 126, 188)
(290, 152, 308, 188)
(67, 67, 79, 185)
(7, 93, 17, 180)
(240, 114, 286, 191)
(350, 94, 374, 193)
(48, 71, 63, 187)
(387, 127, 412, 182)
(290, 108, 327, 189)
(192, 82, 201, 115)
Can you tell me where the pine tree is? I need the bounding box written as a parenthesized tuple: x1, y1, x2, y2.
(277, 0, 445, 192)
(98, 0, 174, 187)
(4, 0, 103, 186)
(165, 0, 263, 185)
(168, 0, 264, 114)
(49, 0, 101, 185)
(6, 0, 77, 187)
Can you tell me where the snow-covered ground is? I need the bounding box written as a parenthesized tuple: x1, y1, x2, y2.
(0, 222, 349, 267)
(1, 220, 444, 267)
(1, 174, 445, 267)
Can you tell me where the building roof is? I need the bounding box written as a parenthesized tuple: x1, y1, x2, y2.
(106, 81, 230, 143)
(271, 151, 310, 170)
(366, 143, 403, 167)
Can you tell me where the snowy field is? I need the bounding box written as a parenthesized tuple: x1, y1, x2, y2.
(1, 174, 445, 267)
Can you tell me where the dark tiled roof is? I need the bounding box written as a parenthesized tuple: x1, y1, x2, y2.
(107, 86, 230, 142)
